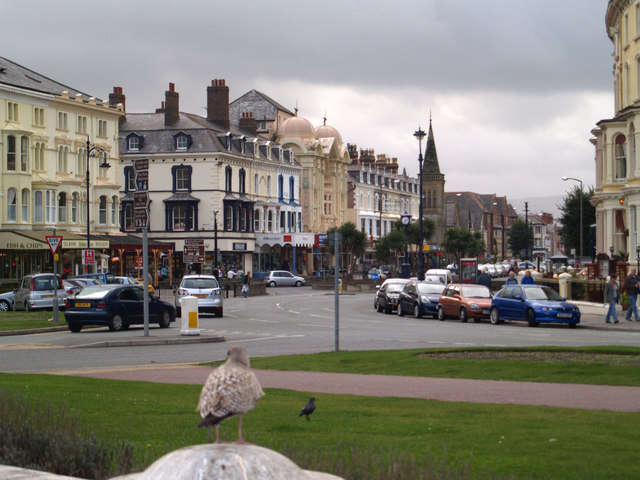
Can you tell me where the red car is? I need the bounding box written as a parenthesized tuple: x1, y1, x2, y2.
(437, 283, 492, 322)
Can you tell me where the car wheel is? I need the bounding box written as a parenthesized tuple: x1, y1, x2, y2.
(159, 310, 171, 328)
(459, 308, 467, 323)
(437, 306, 445, 321)
(414, 304, 421, 319)
(377, 301, 383, 313)
(568, 322, 577, 329)
(295, 281, 303, 287)
(268, 281, 276, 287)
(0, 300, 10, 312)
(398, 303, 404, 316)
(490, 307, 500, 325)
(68, 323, 82, 333)
(109, 314, 124, 332)
(385, 304, 392, 314)
(527, 309, 538, 327)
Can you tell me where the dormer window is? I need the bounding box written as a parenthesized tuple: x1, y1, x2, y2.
(127, 133, 142, 152)
(173, 132, 191, 151)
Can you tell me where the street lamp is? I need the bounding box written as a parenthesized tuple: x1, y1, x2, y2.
(561, 176, 583, 262)
(213, 210, 219, 274)
(400, 211, 411, 278)
(85, 137, 110, 272)
(636, 245, 640, 271)
(414, 126, 426, 281)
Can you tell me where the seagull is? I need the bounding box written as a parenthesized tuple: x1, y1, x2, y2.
(197, 346, 264, 443)
(298, 397, 316, 421)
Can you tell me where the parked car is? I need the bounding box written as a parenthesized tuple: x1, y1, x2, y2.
(74, 272, 114, 284)
(437, 283, 493, 322)
(64, 285, 175, 332)
(375, 278, 410, 313)
(425, 269, 454, 285)
(266, 271, 305, 287)
(423, 275, 446, 285)
(517, 261, 536, 271)
(174, 275, 223, 317)
(490, 285, 580, 328)
(68, 277, 101, 287)
(113, 276, 142, 286)
(0, 290, 15, 312)
(14, 274, 68, 311)
(397, 281, 445, 318)
(62, 280, 83, 297)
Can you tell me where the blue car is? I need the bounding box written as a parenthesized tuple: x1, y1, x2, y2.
(490, 285, 580, 328)
(64, 285, 176, 332)
(397, 281, 446, 318)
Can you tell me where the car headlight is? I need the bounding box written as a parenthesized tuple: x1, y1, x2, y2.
(421, 296, 430, 303)
(470, 303, 480, 310)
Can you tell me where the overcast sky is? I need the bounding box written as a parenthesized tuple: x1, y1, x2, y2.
(2, 0, 612, 215)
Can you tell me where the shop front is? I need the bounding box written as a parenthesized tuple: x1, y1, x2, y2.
(106, 235, 175, 287)
(254, 233, 315, 277)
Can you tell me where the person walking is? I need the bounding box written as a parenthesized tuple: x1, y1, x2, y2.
(604, 276, 619, 324)
(623, 268, 640, 322)
(241, 271, 251, 298)
(505, 271, 518, 286)
(521, 270, 535, 285)
(477, 270, 492, 289)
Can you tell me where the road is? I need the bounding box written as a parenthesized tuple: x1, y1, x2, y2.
(1, 287, 639, 373)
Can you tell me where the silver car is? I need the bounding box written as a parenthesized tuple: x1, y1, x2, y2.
(175, 275, 223, 317)
(0, 290, 15, 312)
(266, 271, 305, 287)
(14, 274, 68, 311)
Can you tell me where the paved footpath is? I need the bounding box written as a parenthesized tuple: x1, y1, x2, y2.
(55, 364, 640, 413)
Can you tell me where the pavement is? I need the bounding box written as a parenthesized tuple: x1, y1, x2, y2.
(52, 363, 640, 413)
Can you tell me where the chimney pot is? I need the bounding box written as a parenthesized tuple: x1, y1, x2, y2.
(169, 82, 175, 92)
(207, 78, 230, 130)
(108, 86, 126, 121)
(165, 84, 179, 125)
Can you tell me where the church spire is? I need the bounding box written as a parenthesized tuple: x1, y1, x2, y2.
(423, 116, 441, 174)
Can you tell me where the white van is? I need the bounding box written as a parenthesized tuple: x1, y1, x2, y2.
(425, 269, 454, 285)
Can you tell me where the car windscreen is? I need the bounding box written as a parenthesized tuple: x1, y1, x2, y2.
(525, 286, 563, 301)
(461, 285, 491, 298)
(385, 282, 406, 292)
(417, 283, 445, 294)
(74, 286, 114, 299)
(33, 276, 59, 291)
(182, 278, 219, 289)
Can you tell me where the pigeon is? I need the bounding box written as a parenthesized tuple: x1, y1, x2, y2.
(197, 346, 264, 443)
(298, 397, 316, 421)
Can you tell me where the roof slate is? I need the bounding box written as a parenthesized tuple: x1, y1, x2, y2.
(0, 56, 101, 103)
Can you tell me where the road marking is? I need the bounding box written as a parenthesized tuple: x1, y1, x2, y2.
(251, 318, 280, 324)
(299, 323, 327, 328)
(310, 314, 331, 319)
(288, 310, 300, 314)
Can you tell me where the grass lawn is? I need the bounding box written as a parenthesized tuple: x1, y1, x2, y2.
(243, 346, 640, 386)
(0, 311, 66, 331)
(0, 373, 639, 479)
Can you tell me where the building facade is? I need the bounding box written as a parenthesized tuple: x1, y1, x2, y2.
(592, 1, 640, 261)
(118, 80, 303, 279)
(0, 56, 123, 280)
(346, 146, 419, 249)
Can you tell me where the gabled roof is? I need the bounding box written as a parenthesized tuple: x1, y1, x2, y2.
(231, 89, 295, 116)
(0, 56, 101, 103)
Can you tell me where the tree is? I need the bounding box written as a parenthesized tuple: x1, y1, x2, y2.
(508, 220, 533, 258)
(559, 185, 595, 257)
(391, 218, 435, 248)
(374, 230, 405, 265)
(443, 227, 485, 263)
(326, 222, 367, 274)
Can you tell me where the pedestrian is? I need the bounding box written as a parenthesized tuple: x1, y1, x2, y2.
(623, 268, 640, 322)
(521, 270, 535, 285)
(505, 271, 518, 286)
(241, 271, 250, 298)
(477, 270, 492, 290)
(604, 276, 619, 324)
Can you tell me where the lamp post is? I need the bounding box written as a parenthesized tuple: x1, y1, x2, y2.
(561, 176, 583, 262)
(414, 126, 426, 280)
(85, 137, 110, 272)
(636, 245, 640, 271)
(213, 210, 219, 274)
(400, 211, 411, 278)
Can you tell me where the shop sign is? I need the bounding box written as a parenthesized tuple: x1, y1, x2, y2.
(256, 234, 283, 246)
(82, 249, 96, 265)
(135, 170, 149, 191)
(133, 159, 149, 172)
(232, 242, 247, 251)
(62, 239, 109, 249)
(283, 235, 292, 243)
(135, 256, 144, 268)
(184, 239, 205, 263)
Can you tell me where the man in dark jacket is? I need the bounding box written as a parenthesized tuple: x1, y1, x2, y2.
(477, 270, 492, 290)
(623, 268, 639, 321)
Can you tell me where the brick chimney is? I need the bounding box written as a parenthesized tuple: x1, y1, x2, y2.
(108, 86, 126, 121)
(155, 101, 165, 113)
(164, 83, 179, 126)
(207, 79, 229, 130)
(239, 111, 257, 135)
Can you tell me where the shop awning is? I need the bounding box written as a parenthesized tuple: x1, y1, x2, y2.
(15, 231, 109, 249)
(256, 233, 315, 247)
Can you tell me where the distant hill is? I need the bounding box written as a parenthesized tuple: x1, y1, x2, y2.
(510, 195, 564, 221)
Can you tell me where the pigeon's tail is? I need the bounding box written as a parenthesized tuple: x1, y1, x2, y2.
(198, 412, 233, 428)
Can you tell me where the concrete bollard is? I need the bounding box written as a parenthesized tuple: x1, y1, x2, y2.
(180, 296, 200, 336)
(558, 272, 572, 300)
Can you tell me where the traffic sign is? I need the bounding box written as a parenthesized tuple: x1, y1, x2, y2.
(45, 235, 63, 254)
(184, 239, 205, 263)
(82, 249, 95, 265)
(133, 159, 149, 172)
